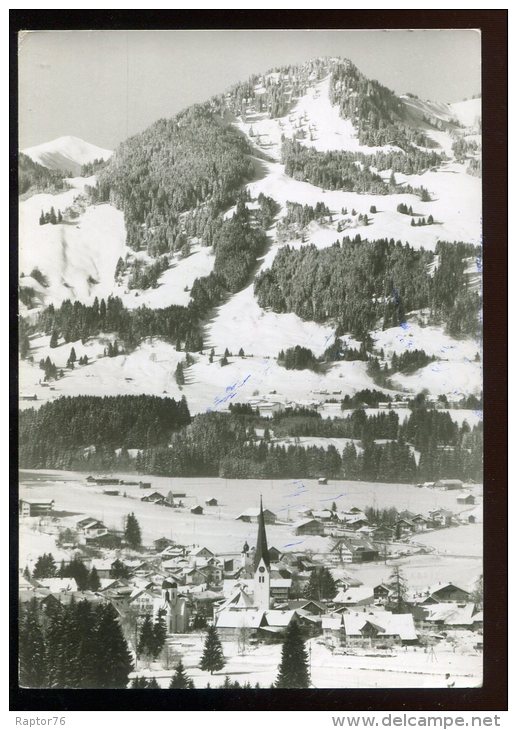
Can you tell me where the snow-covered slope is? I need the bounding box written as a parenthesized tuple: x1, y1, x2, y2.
(449, 98, 481, 130)
(23, 136, 113, 176)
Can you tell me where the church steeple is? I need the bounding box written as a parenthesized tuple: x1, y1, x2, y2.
(254, 495, 270, 571)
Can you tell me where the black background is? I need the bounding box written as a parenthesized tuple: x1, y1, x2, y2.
(9, 8, 508, 712)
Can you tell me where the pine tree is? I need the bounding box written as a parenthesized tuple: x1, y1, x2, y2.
(92, 603, 133, 688)
(175, 362, 185, 386)
(124, 512, 142, 549)
(57, 209, 63, 223)
(68, 347, 77, 366)
(276, 620, 310, 688)
(199, 625, 225, 674)
(238, 347, 245, 357)
(49, 330, 59, 348)
(147, 676, 160, 688)
(32, 553, 57, 580)
(131, 676, 150, 688)
(23, 565, 31, 580)
(169, 659, 192, 688)
(39, 210, 45, 225)
(152, 610, 167, 658)
(49, 207, 57, 225)
(19, 598, 47, 687)
(387, 565, 408, 613)
(88, 566, 101, 592)
(138, 614, 155, 658)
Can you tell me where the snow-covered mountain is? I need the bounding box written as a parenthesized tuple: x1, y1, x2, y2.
(18, 58, 482, 412)
(23, 135, 113, 176)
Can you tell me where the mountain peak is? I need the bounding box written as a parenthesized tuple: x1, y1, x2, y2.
(22, 135, 113, 176)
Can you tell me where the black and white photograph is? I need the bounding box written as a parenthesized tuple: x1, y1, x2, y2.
(15, 23, 493, 697)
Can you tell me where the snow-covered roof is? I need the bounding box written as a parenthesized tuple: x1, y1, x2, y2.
(264, 610, 297, 627)
(342, 611, 417, 641)
(215, 609, 264, 629)
(334, 586, 374, 604)
(322, 616, 342, 631)
(37, 578, 78, 593)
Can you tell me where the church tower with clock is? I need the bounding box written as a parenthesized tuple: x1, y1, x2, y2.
(254, 496, 271, 611)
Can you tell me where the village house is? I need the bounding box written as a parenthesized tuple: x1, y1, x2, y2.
(457, 492, 476, 505)
(330, 535, 379, 564)
(205, 497, 218, 506)
(429, 509, 453, 527)
(236, 507, 277, 524)
(420, 581, 471, 604)
(333, 585, 375, 607)
(190, 505, 204, 515)
(293, 518, 325, 536)
(141, 491, 166, 504)
(153, 537, 175, 552)
(75, 517, 108, 540)
(19, 498, 54, 517)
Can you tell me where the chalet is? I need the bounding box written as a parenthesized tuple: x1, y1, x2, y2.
(269, 579, 292, 602)
(268, 546, 283, 563)
(395, 518, 415, 536)
(457, 492, 476, 505)
(342, 611, 418, 646)
(89, 559, 114, 579)
(421, 582, 471, 604)
(76, 517, 108, 538)
(19, 498, 54, 517)
(293, 518, 325, 536)
(190, 505, 204, 515)
(344, 515, 369, 530)
(312, 509, 334, 522)
(139, 481, 152, 489)
(333, 585, 375, 607)
(435, 478, 464, 490)
(373, 583, 392, 603)
(205, 497, 218, 506)
(410, 514, 433, 532)
(37, 577, 79, 593)
(371, 525, 395, 541)
(318, 477, 328, 485)
(236, 508, 276, 524)
(420, 602, 480, 630)
(141, 491, 166, 504)
(189, 547, 215, 560)
(153, 537, 175, 552)
(330, 536, 379, 563)
(258, 610, 298, 641)
(429, 509, 453, 527)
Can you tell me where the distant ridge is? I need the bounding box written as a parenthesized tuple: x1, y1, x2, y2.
(23, 135, 113, 176)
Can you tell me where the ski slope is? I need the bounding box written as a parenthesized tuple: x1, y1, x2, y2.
(23, 135, 113, 176)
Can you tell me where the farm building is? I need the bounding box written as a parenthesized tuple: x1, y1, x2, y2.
(293, 518, 325, 536)
(330, 536, 379, 563)
(333, 585, 375, 607)
(236, 507, 276, 524)
(457, 492, 476, 505)
(435, 478, 464, 490)
(420, 582, 471, 604)
(318, 477, 328, 485)
(141, 491, 166, 504)
(19, 498, 54, 517)
(268, 546, 282, 563)
(190, 505, 204, 515)
(205, 497, 218, 506)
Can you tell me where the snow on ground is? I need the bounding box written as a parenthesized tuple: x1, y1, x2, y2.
(19, 179, 126, 308)
(392, 359, 482, 398)
(19, 339, 186, 406)
(19, 522, 72, 571)
(372, 318, 480, 361)
(342, 554, 482, 595)
(19, 471, 481, 554)
(136, 633, 481, 688)
(118, 245, 215, 309)
(23, 135, 113, 176)
(247, 159, 481, 252)
(409, 523, 483, 557)
(449, 98, 481, 130)
(205, 282, 335, 359)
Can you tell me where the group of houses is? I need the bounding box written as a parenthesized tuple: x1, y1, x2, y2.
(20, 497, 482, 653)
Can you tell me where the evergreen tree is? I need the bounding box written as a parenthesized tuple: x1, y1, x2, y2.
(49, 207, 57, 225)
(124, 512, 142, 549)
(276, 620, 310, 688)
(88, 566, 101, 592)
(111, 559, 130, 579)
(152, 610, 168, 658)
(92, 603, 133, 688)
(39, 210, 45, 225)
(147, 676, 160, 688)
(238, 347, 245, 357)
(32, 553, 57, 580)
(175, 362, 185, 386)
(19, 598, 48, 687)
(169, 659, 193, 688)
(23, 565, 31, 580)
(57, 209, 63, 223)
(49, 330, 59, 348)
(199, 625, 225, 674)
(68, 347, 77, 366)
(131, 676, 150, 688)
(138, 615, 155, 658)
(387, 566, 408, 613)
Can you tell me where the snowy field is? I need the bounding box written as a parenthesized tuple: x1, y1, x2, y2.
(133, 633, 482, 689)
(19, 470, 482, 556)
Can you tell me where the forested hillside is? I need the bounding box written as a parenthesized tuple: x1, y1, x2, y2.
(93, 104, 255, 254)
(255, 236, 481, 338)
(19, 153, 70, 196)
